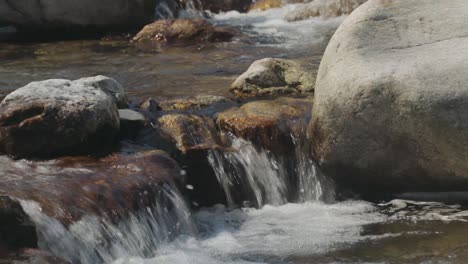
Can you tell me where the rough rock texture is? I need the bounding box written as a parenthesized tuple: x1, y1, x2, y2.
(158, 114, 222, 153)
(140, 95, 234, 114)
(133, 19, 237, 48)
(286, 0, 367, 21)
(230, 58, 315, 98)
(0, 0, 156, 31)
(249, 0, 283, 11)
(217, 97, 313, 154)
(249, 0, 308, 11)
(158, 95, 233, 111)
(0, 150, 180, 224)
(0, 77, 120, 158)
(157, 114, 227, 206)
(310, 0, 468, 194)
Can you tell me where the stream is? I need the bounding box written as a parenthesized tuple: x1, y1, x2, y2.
(1, 2, 468, 264)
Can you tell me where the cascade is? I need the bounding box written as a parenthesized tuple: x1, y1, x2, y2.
(208, 133, 335, 208)
(20, 185, 196, 264)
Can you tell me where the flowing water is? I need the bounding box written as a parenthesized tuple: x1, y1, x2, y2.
(2, 2, 468, 264)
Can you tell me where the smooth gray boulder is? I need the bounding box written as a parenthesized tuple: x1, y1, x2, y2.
(0, 0, 156, 31)
(0, 77, 121, 158)
(310, 0, 468, 194)
(230, 58, 315, 98)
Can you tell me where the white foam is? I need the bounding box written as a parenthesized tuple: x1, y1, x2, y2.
(211, 4, 346, 48)
(113, 201, 384, 264)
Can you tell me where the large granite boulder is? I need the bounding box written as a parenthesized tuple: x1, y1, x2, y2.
(310, 0, 468, 195)
(0, 0, 156, 31)
(0, 76, 121, 158)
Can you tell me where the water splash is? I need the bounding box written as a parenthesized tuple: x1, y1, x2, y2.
(110, 201, 384, 264)
(20, 185, 196, 264)
(291, 130, 335, 203)
(154, 0, 205, 19)
(208, 134, 333, 208)
(208, 136, 289, 208)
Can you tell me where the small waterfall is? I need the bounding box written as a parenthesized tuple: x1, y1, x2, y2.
(20, 184, 196, 264)
(291, 130, 335, 202)
(178, 0, 206, 18)
(208, 133, 334, 208)
(209, 136, 289, 208)
(154, 0, 205, 19)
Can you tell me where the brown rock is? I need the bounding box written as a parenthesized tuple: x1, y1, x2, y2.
(249, 0, 283, 11)
(159, 95, 234, 111)
(216, 97, 312, 153)
(133, 19, 237, 48)
(157, 113, 227, 206)
(0, 150, 180, 224)
(158, 114, 222, 154)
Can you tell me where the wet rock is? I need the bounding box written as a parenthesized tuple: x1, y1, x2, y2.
(160, 95, 234, 111)
(0, 0, 156, 32)
(132, 19, 237, 49)
(217, 97, 312, 154)
(158, 114, 222, 153)
(140, 95, 235, 117)
(230, 58, 315, 98)
(0, 197, 37, 251)
(0, 77, 120, 158)
(286, 0, 367, 21)
(0, 150, 180, 224)
(157, 114, 227, 206)
(249, 0, 283, 11)
(310, 0, 468, 195)
(0, 248, 71, 264)
(140, 98, 161, 114)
